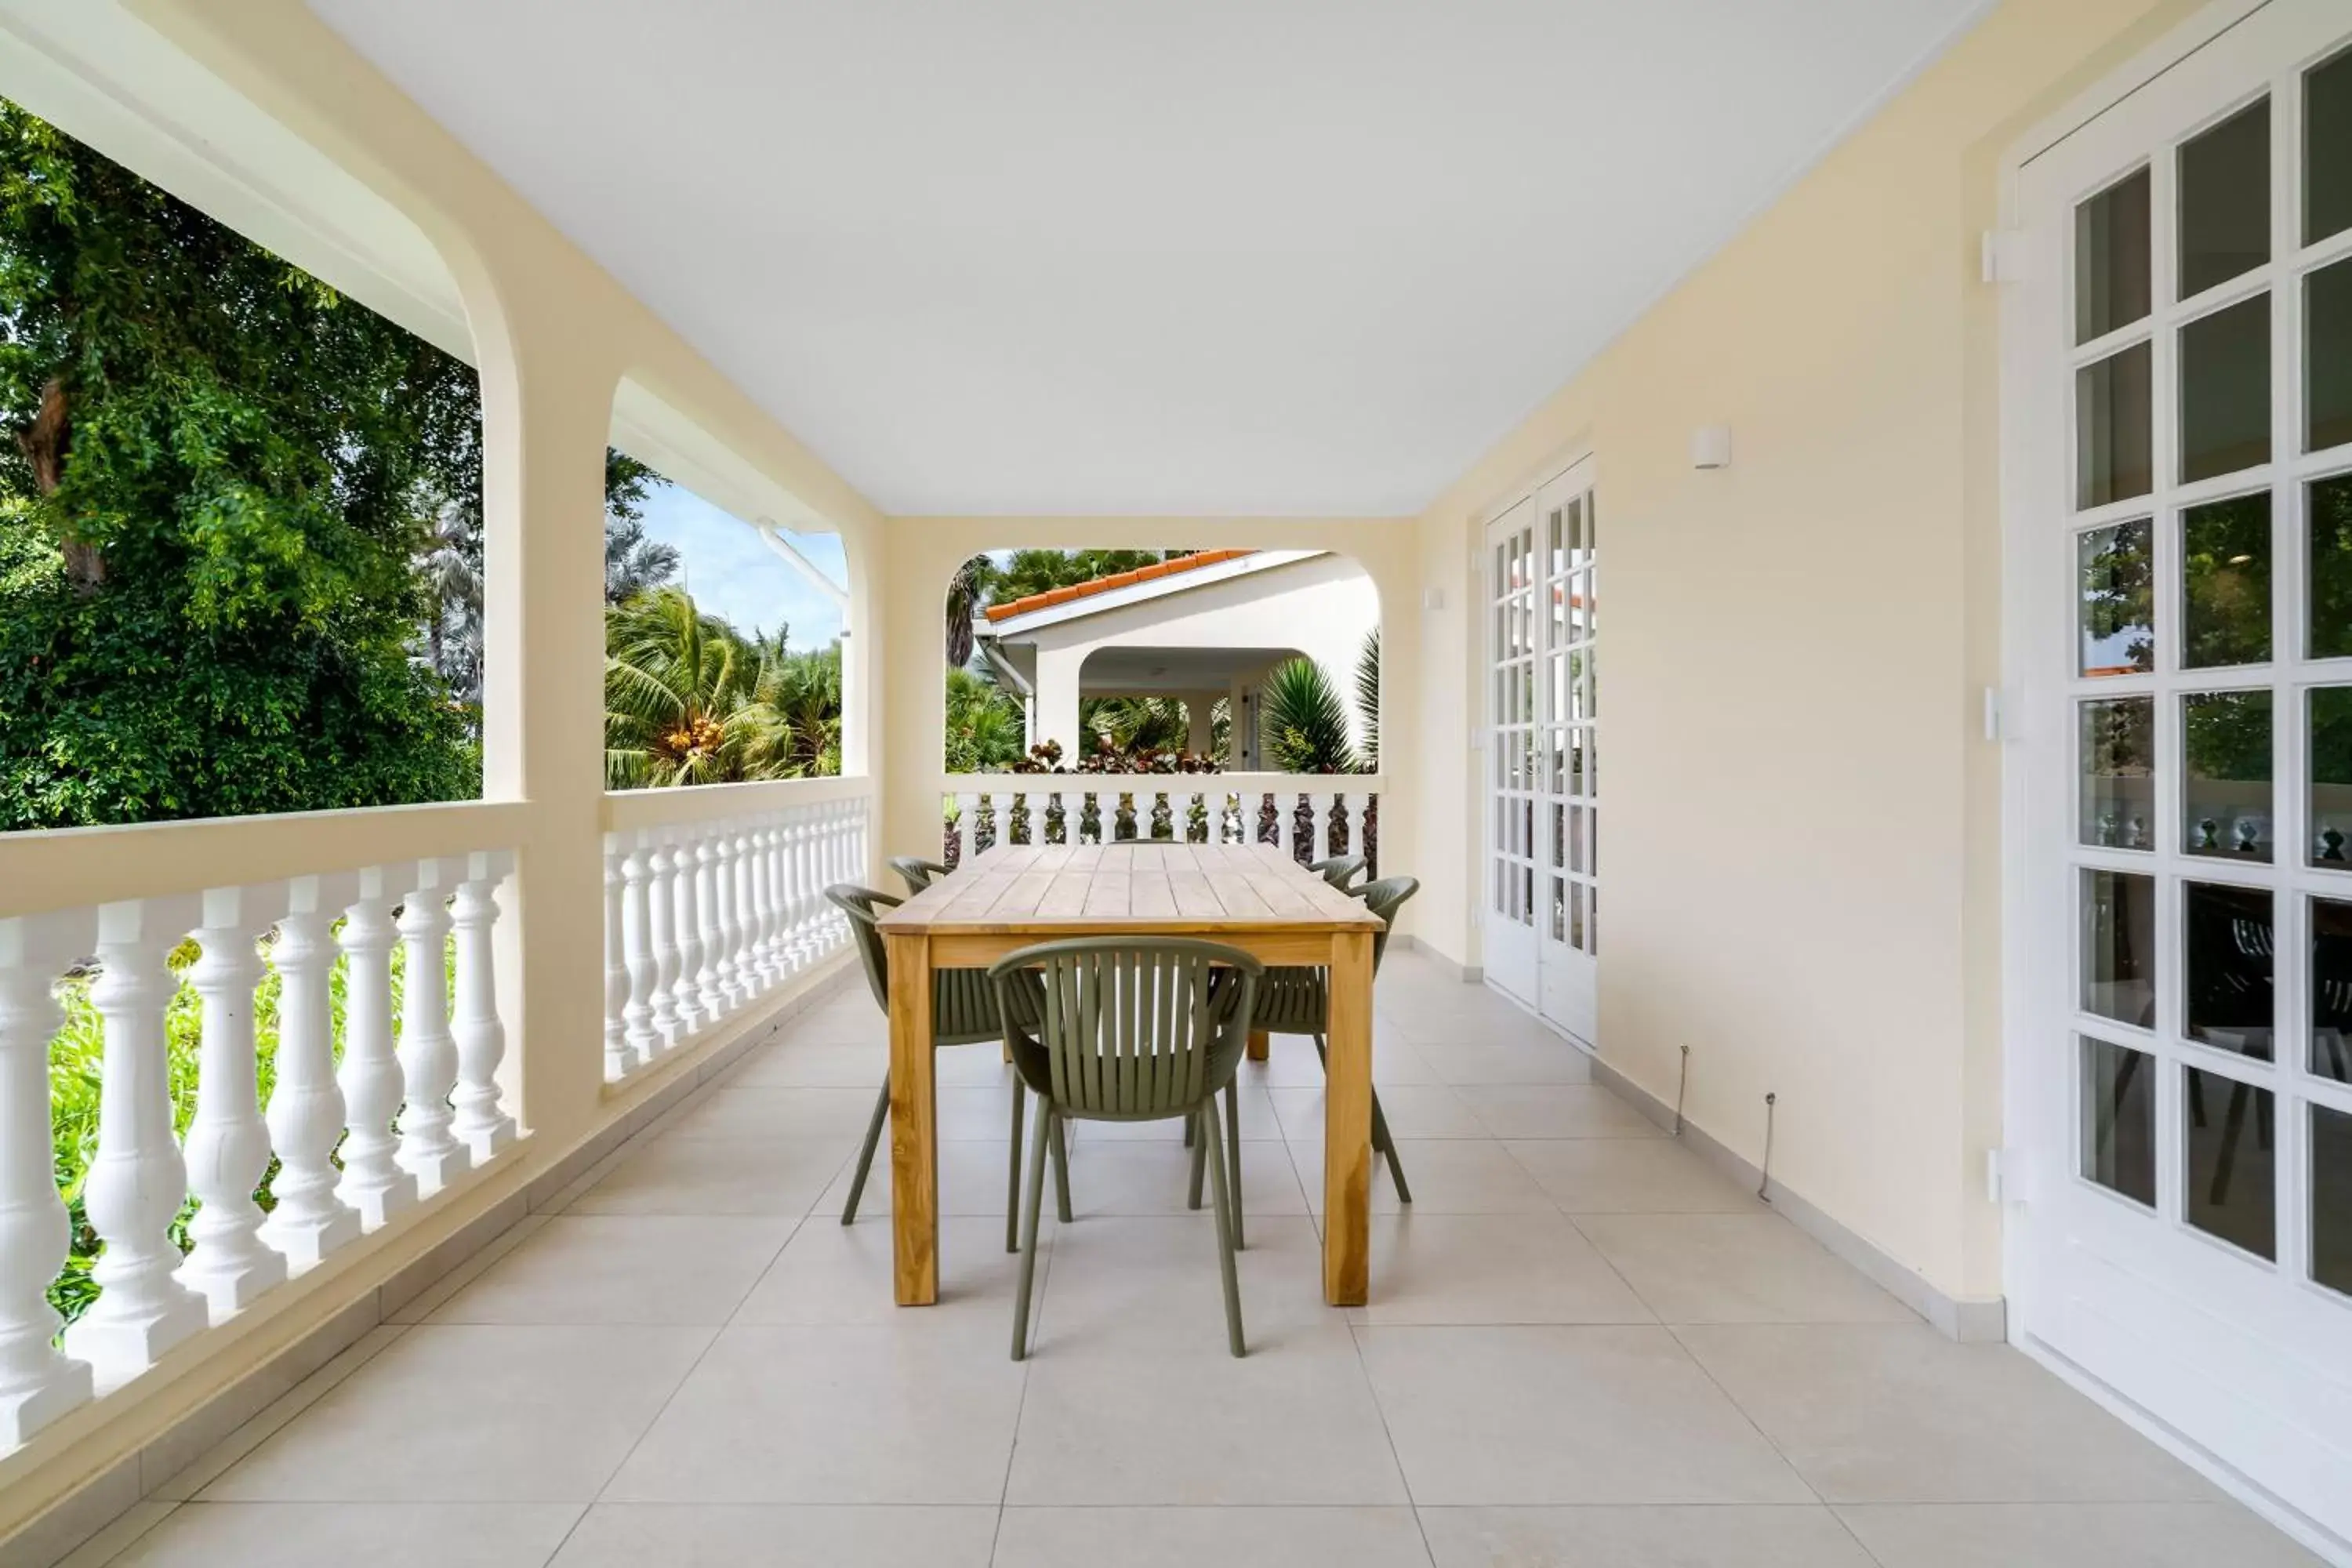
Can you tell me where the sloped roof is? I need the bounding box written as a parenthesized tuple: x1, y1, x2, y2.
(982, 550, 1256, 622)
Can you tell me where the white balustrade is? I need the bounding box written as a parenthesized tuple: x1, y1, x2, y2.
(597, 792, 874, 1083)
(449, 851, 517, 1161)
(931, 777, 1381, 873)
(0, 913, 94, 1445)
(261, 877, 361, 1270)
(393, 859, 469, 1192)
(180, 885, 289, 1318)
(62, 896, 210, 1381)
(336, 868, 418, 1229)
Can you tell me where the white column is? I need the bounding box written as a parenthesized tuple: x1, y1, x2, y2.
(732, 820, 762, 995)
(62, 898, 209, 1378)
(827, 803, 852, 946)
(178, 886, 289, 1319)
(260, 877, 361, 1269)
(671, 829, 706, 1037)
(394, 860, 469, 1192)
(619, 838, 656, 1068)
(754, 818, 782, 982)
(693, 833, 727, 1019)
(451, 851, 517, 1161)
(712, 826, 743, 1009)
(335, 869, 417, 1227)
(602, 840, 629, 1080)
(0, 913, 93, 1444)
(1185, 695, 1214, 757)
(647, 838, 682, 1049)
(790, 808, 817, 960)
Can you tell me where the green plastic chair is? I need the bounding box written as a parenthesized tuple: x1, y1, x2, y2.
(827, 884, 1068, 1251)
(993, 938, 1262, 1359)
(1308, 854, 1367, 890)
(889, 856, 950, 895)
(1252, 874, 1421, 1203)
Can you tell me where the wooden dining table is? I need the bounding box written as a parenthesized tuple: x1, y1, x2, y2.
(873, 840, 1385, 1308)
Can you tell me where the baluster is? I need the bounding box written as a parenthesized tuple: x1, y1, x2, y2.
(257, 877, 361, 1270)
(671, 829, 707, 1038)
(1364, 793, 1380, 879)
(815, 805, 840, 949)
(1257, 790, 1279, 846)
(62, 897, 209, 1378)
(781, 810, 808, 965)
(451, 851, 517, 1160)
(694, 833, 728, 1020)
(180, 886, 289, 1318)
(1311, 796, 1331, 863)
(394, 860, 469, 1192)
(603, 840, 630, 1080)
(0, 914, 94, 1443)
(1331, 793, 1352, 860)
(746, 821, 776, 989)
(733, 820, 763, 996)
(647, 837, 681, 1050)
(710, 826, 742, 1010)
(619, 838, 656, 1068)
(335, 870, 417, 1227)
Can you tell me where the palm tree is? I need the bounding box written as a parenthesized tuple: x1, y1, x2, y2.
(1259, 655, 1361, 774)
(944, 555, 992, 669)
(604, 588, 766, 787)
(604, 514, 682, 605)
(1356, 628, 1380, 771)
(745, 637, 844, 779)
(945, 665, 1026, 772)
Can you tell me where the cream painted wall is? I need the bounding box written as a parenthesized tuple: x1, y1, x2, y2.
(886, 520, 1415, 900)
(1410, 0, 2212, 1305)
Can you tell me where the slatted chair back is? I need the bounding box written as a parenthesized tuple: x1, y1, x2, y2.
(827, 883, 902, 1012)
(889, 856, 950, 895)
(990, 938, 1261, 1120)
(1354, 874, 1421, 970)
(1308, 855, 1367, 890)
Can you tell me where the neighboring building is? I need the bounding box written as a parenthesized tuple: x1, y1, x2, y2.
(974, 549, 1377, 767)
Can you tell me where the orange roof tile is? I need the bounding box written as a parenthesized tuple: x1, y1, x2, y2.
(982, 550, 1257, 622)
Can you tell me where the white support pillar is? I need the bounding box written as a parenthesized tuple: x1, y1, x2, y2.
(336, 868, 417, 1229)
(262, 877, 362, 1269)
(451, 851, 518, 1160)
(394, 859, 470, 1193)
(180, 884, 291, 1319)
(0, 913, 94, 1444)
(1185, 694, 1215, 757)
(1033, 648, 1084, 762)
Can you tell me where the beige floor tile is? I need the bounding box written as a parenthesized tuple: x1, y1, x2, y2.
(550, 1504, 1000, 1567)
(1270, 1083, 1486, 1140)
(659, 1084, 881, 1142)
(1061, 1137, 1310, 1219)
(1289, 1138, 1556, 1215)
(1033, 1215, 1338, 1357)
(1417, 1504, 1878, 1566)
(815, 1137, 1029, 1220)
(425, 1215, 796, 1326)
(1676, 1323, 2219, 1504)
(1457, 1085, 1664, 1140)
(101, 1503, 583, 1567)
(731, 1041, 889, 1087)
(1505, 1138, 1766, 1214)
(1572, 1213, 1915, 1325)
(1416, 1038, 1595, 1087)
(202, 1325, 713, 1502)
(603, 1325, 1027, 1504)
(1347, 1214, 1653, 1325)
(993, 1506, 1432, 1567)
(1833, 1502, 2327, 1566)
(732, 1214, 1044, 1336)
(1354, 1325, 1809, 1505)
(1007, 1333, 1408, 1505)
(568, 1136, 849, 1217)
(1250, 1026, 1432, 1087)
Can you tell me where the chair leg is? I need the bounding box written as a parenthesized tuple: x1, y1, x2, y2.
(1318, 1033, 1411, 1200)
(1011, 1105, 1054, 1361)
(1051, 1112, 1074, 1224)
(1200, 1092, 1247, 1358)
(1224, 1078, 1245, 1250)
(1188, 1109, 1208, 1210)
(841, 1078, 892, 1226)
(1006, 1086, 1025, 1254)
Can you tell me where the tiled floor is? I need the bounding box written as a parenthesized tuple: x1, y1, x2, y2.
(84, 953, 2323, 1567)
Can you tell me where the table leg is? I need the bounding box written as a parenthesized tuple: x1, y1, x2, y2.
(1322, 929, 1373, 1306)
(887, 931, 938, 1305)
(1247, 1029, 1270, 1062)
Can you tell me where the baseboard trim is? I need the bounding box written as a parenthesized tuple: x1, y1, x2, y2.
(1392, 935, 1482, 983)
(1588, 1055, 2007, 1344)
(2, 957, 856, 1568)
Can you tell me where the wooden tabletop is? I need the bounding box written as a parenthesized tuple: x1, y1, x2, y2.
(873, 843, 1382, 936)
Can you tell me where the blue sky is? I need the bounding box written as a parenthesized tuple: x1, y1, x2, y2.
(633, 481, 848, 648)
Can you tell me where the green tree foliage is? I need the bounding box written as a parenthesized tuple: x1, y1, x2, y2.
(945, 665, 1026, 773)
(1260, 655, 1361, 774)
(604, 586, 840, 787)
(0, 99, 487, 826)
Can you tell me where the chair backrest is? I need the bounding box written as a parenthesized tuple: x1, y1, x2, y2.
(826, 883, 901, 1011)
(989, 938, 1262, 1116)
(889, 856, 949, 895)
(1354, 874, 1421, 971)
(1308, 855, 1367, 889)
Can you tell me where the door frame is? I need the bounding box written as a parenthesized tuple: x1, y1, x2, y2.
(1997, 2, 2352, 1557)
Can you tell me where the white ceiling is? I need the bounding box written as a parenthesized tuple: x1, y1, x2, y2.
(307, 0, 1984, 517)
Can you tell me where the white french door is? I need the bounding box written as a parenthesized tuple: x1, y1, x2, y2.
(1483, 457, 1599, 1043)
(2008, 1, 2352, 1548)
